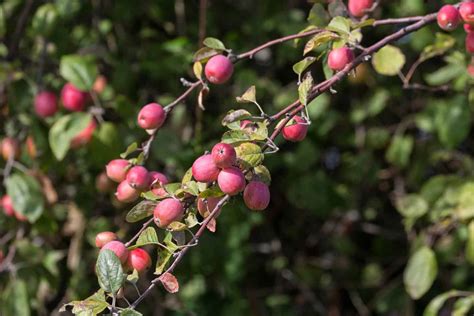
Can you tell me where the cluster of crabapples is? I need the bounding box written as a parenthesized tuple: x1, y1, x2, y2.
(33, 76, 107, 146)
(95, 232, 151, 273)
(437, 3, 474, 65)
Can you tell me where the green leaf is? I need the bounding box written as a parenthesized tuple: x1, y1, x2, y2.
(193, 47, 220, 62)
(32, 4, 58, 35)
(395, 194, 428, 219)
(403, 246, 437, 300)
(155, 233, 178, 275)
(221, 109, 252, 126)
(372, 45, 406, 76)
(168, 221, 187, 231)
(434, 97, 470, 149)
(131, 227, 159, 249)
(5, 173, 44, 222)
(236, 86, 257, 104)
(193, 62, 203, 80)
(183, 181, 200, 196)
(61, 290, 108, 315)
(202, 37, 226, 50)
(49, 113, 92, 160)
(222, 130, 252, 144)
(120, 142, 138, 159)
(456, 182, 474, 220)
(121, 309, 143, 316)
(307, 4, 329, 27)
(252, 165, 271, 185)
(327, 16, 351, 35)
(293, 57, 316, 76)
(95, 249, 124, 294)
(181, 168, 193, 184)
(125, 200, 156, 223)
(385, 135, 413, 168)
(235, 142, 264, 169)
(298, 72, 313, 106)
(453, 296, 474, 316)
(350, 89, 389, 123)
(423, 290, 460, 316)
(199, 186, 224, 198)
(420, 33, 456, 62)
(304, 32, 338, 55)
(164, 183, 182, 195)
(60, 54, 97, 91)
(9, 279, 30, 316)
(467, 221, 474, 265)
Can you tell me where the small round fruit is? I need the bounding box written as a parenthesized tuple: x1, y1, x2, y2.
(244, 181, 270, 211)
(127, 248, 151, 272)
(93, 75, 107, 94)
(126, 166, 151, 190)
(217, 167, 245, 196)
(1, 195, 15, 217)
(95, 231, 118, 248)
(70, 120, 97, 148)
(348, 0, 374, 18)
(96, 172, 115, 193)
(282, 116, 308, 142)
(154, 198, 184, 228)
(328, 46, 354, 71)
(150, 171, 169, 197)
(101, 240, 129, 263)
(61, 83, 88, 112)
(211, 143, 236, 168)
(467, 32, 474, 54)
(460, 2, 474, 25)
(437, 5, 461, 31)
(197, 196, 221, 218)
(26, 136, 37, 159)
(34, 91, 58, 117)
(137, 103, 166, 130)
(115, 180, 140, 203)
(465, 23, 474, 33)
(1, 138, 20, 161)
(204, 55, 234, 84)
(106, 159, 130, 183)
(192, 154, 220, 183)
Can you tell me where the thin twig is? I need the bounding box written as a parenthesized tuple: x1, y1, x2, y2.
(125, 217, 155, 248)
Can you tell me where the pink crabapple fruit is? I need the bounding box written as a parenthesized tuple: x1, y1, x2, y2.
(197, 196, 222, 218)
(465, 23, 474, 33)
(70, 120, 97, 148)
(149, 171, 169, 197)
(1, 137, 21, 161)
(243, 181, 270, 211)
(437, 5, 461, 31)
(34, 91, 58, 117)
(282, 116, 308, 142)
(101, 240, 129, 263)
(115, 180, 140, 203)
(328, 46, 354, 71)
(153, 198, 184, 228)
(106, 159, 130, 183)
(204, 55, 234, 84)
(460, 2, 474, 25)
(466, 32, 474, 54)
(126, 248, 151, 272)
(348, 0, 374, 18)
(126, 166, 151, 191)
(61, 83, 88, 112)
(96, 172, 115, 193)
(1, 195, 15, 217)
(137, 103, 166, 130)
(217, 167, 246, 196)
(95, 231, 118, 248)
(192, 154, 220, 183)
(93, 75, 107, 94)
(211, 143, 237, 168)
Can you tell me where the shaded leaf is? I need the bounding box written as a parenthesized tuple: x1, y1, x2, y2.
(6, 173, 44, 222)
(403, 246, 437, 299)
(203, 37, 226, 50)
(60, 54, 97, 91)
(372, 45, 406, 76)
(95, 249, 124, 294)
(125, 200, 157, 223)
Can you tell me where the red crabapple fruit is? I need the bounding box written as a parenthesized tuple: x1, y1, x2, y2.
(137, 103, 166, 130)
(34, 91, 58, 117)
(106, 159, 130, 183)
(204, 55, 234, 84)
(282, 116, 308, 142)
(95, 231, 118, 248)
(348, 0, 374, 18)
(192, 154, 220, 183)
(460, 2, 474, 25)
(328, 46, 354, 71)
(126, 166, 151, 190)
(243, 181, 270, 211)
(437, 5, 461, 31)
(1, 138, 20, 161)
(61, 83, 88, 112)
(127, 248, 151, 272)
(217, 167, 245, 196)
(153, 198, 184, 228)
(211, 143, 236, 168)
(101, 240, 129, 263)
(115, 180, 140, 203)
